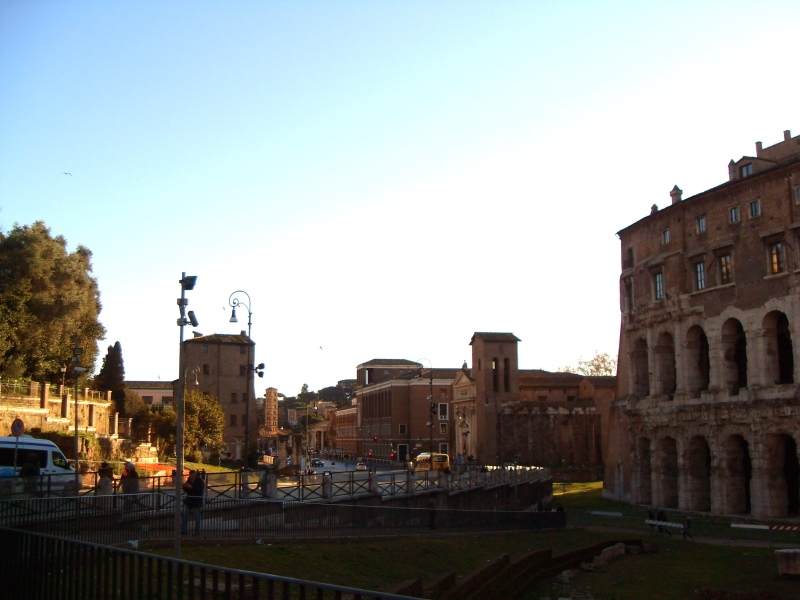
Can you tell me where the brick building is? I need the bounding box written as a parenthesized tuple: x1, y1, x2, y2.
(333, 333, 615, 468)
(180, 332, 257, 460)
(125, 381, 173, 406)
(605, 129, 800, 518)
(453, 333, 615, 468)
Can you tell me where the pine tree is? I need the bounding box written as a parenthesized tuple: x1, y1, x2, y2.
(94, 341, 127, 412)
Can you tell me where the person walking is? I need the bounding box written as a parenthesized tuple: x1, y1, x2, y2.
(181, 470, 205, 536)
(683, 516, 695, 541)
(656, 509, 671, 537)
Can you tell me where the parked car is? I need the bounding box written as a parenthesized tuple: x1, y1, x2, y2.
(310, 458, 324, 467)
(355, 462, 368, 471)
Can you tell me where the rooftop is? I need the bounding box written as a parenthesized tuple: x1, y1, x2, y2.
(184, 333, 253, 345)
(470, 332, 521, 344)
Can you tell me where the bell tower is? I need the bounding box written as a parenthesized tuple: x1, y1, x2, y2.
(470, 332, 520, 464)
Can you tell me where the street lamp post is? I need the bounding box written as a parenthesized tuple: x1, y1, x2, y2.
(229, 291, 264, 467)
(174, 272, 198, 559)
(72, 342, 86, 496)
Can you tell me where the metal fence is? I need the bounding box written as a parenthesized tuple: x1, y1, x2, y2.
(0, 527, 422, 600)
(567, 508, 800, 547)
(0, 493, 566, 546)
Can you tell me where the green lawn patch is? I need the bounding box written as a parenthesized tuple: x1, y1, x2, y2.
(152, 530, 797, 598)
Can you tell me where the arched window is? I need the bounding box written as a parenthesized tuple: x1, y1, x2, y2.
(492, 358, 499, 392)
(687, 436, 711, 511)
(725, 435, 752, 514)
(660, 437, 679, 508)
(503, 357, 510, 392)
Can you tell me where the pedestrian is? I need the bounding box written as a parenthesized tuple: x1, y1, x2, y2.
(20, 453, 40, 496)
(683, 516, 694, 541)
(96, 461, 114, 496)
(181, 470, 205, 536)
(648, 509, 656, 535)
(120, 461, 140, 494)
(656, 509, 671, 537)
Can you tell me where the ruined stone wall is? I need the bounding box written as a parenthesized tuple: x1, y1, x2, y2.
(499, 404, 603, 472)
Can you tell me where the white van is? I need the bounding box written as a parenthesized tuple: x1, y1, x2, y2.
(0, 436, 78, 495)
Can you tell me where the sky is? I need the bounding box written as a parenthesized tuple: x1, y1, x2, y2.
(1, 1, 798, 397)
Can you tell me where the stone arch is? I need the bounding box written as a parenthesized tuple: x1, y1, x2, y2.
(721, 319, 748, 394)
(633, 338, 650, 397)
(725, 435, 752, 514)
(685, 325, 710, 398)
(660, 436, 679, 508)
(503, 357, 511, 392)
(654, 332, 676, 395)
(762, 311, 794, 385)
(492, 358, 499, 392)
(765, 434, 800, 517)
(638, 437, 652, 505)
(686, 436, 711, 511)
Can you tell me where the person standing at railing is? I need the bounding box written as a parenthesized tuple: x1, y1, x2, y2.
(96, 461, 114, 495)
(20, 453, 40, 496)
(181, 470, 205, 536)
(120, 462, 139, 494)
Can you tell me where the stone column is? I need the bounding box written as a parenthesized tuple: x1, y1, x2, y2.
(61, 392, 69, 419)
(40, 382, 49, 409)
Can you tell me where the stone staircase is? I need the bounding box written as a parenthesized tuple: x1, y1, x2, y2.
(389, 539, 643, 599)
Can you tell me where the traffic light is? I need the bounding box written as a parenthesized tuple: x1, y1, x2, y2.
(368, 451, 373, 457)
(373, 435, 378, 441)
(390, 451, 395, 459)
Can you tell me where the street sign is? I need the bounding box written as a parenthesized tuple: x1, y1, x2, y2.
(11, 418, 25, 437)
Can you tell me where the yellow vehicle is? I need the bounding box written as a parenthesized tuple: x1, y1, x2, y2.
(412, 453, 450, 472)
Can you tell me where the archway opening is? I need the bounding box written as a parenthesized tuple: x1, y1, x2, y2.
(655, 332, 676, 396)
(639, 438, 652, 505)
(686, 325, 710, 398)
(687, 436, 711, 511)
(722, 319, 747, 394)
(725, 435, 752, 514)
(763, 311, 794, 385)
(660, 437, 679, 508)
(633, 338, 650, 397)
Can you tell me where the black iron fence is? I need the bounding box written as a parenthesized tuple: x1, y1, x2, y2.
(0, 494, 566, 546)
(0, 527, 422, 600)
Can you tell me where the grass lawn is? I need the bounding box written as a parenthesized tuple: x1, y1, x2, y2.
(149, 483, 799, 598)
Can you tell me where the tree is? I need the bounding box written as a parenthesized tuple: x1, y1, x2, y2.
(0, 221, 105, 381)
(183, 389, 226, 461)
(557, 351, 618, 376)
(135, 391, 225, 462)
(94, 341, 128, 411)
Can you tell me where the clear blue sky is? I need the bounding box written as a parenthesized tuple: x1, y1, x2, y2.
(1, 1, 798, 396)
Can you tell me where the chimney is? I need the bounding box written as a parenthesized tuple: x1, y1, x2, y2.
(241, 330, 247, 337)
(650, 204, 659, 215)
(785, 130, 792, 142)
(728, 160, 736, 181)
(670, 185, 683, 205)
(756, 141, 763, 156)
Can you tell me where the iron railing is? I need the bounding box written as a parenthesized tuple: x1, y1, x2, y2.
(0, 465, 551, 501)
(0, 527, 423, 600)
(0, 494, 566, 546)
